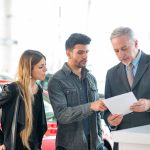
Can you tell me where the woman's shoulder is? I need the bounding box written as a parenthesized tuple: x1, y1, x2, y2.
(2, 82, 19, 95)
(4, 81, 18, 89)
(0, 82, 19, 105)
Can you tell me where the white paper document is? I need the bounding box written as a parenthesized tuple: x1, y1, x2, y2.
(103, 92, 137, 115)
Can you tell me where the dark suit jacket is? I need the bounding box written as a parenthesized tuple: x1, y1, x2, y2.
(104, 51, 150, 150)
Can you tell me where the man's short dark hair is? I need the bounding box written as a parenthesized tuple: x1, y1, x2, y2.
(65, 33, 91, 50)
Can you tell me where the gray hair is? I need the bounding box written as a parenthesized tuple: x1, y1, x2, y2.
(110, 27, 136, 41)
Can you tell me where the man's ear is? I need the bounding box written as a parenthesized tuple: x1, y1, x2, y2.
(66, 49, 71, 59)
(135, 39, 138, 48)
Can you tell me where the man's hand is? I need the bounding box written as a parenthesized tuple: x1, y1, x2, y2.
(90, 100, 107, 112)
(130, 99, 150, 112)
(107, 114, 123, 126)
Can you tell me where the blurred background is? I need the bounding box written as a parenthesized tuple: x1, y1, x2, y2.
(1, 0, 150, 94)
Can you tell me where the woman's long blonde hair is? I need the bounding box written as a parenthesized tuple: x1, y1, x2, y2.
(16, 50, 45, 149)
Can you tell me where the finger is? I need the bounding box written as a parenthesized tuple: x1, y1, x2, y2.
(99, 106, 107, 111)
(132, 101, 142, 106)
(111, 114, 121, 119)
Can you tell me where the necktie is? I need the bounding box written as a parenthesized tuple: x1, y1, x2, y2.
(127, 63, 134, 87)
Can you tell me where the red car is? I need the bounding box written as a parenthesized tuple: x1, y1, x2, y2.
(42, 91, 57, 150)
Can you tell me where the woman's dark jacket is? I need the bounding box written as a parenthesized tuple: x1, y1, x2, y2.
(0, 82, 47, 150)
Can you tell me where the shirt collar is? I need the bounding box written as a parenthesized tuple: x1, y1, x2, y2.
(132, 49, 142, 67)
(62, 62, 89, 78)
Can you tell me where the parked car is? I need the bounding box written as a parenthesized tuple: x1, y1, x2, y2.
(0, 79, 12, 92)
(0, 73, 14, 80)
(42, 90, 56, 150)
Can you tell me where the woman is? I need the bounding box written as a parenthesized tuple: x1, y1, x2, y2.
(0, 50, 47, 150)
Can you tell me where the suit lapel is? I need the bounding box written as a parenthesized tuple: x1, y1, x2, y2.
(132, 53, 149, 90)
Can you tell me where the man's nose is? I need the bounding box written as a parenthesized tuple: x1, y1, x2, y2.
(82, 52, 87, 58)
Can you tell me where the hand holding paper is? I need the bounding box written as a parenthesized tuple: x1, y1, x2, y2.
(103, 92, 137, 115)
(130, 98, 150, 112)
(108, 114, 123, 126)
(90, 100, 107, 112)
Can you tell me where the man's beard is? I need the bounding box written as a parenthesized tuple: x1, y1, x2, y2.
(77, 62, 86, 68)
